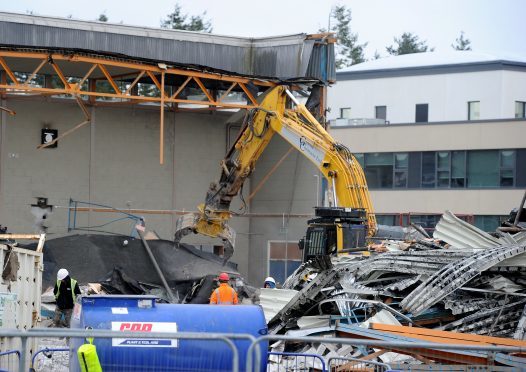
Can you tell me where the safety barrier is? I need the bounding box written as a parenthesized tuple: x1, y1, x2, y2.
(267, 351, 326, 371)
(0, 329, 259, 372)
(1, 329, 526, 372)
(30, 347, 69, 371)
(0, 350, 20, 372)
(246, 335, 526, 372)
(327, 356, 391, 371)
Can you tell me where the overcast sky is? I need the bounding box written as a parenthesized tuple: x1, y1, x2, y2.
(1, 0, 524, 59)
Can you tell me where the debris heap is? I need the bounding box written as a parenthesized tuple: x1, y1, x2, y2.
(264, 210, 526, 367)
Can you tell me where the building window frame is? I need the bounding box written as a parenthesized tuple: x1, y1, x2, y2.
(515, 101, 526, 118)
(362, 149, 519, 190)
(340, 107, 351, 119)
(393, 153, 408, 188)
(415, 103, 429, 123)
(468, 101, 480, 120)
(499, 150, 516, 187)
(267, 240, 302, 285)
(375, 105, 387, 120)
(436, 151, 451, 188)
(450, 150, 467, 188)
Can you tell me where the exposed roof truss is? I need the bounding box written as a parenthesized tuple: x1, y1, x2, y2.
(0, 48, 280, 164)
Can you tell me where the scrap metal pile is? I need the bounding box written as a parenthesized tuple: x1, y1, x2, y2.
(264, 209, 526, 367)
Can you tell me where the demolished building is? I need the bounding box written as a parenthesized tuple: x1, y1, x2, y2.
(260, 208, 526, 368)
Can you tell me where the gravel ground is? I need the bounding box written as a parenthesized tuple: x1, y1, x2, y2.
(32, 338, 69, 372)
(32, 319, 70, 372)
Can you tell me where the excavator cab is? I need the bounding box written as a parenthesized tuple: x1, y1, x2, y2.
(300, 207, 367, 261)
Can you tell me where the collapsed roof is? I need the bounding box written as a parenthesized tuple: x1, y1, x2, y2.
(0, 12, 335, 82)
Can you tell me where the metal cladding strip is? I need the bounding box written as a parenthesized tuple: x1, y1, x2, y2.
(515, 231, 526, 245)
(514, 305, 526, 340)
(402, 244, 524, 312)
(501, 233, 520, 245)
(356, 258, 447, 278)
(433, 210, 503, 249)
(443, 297, 506, 315)
(355, 250, 473, 278)
(441, 300, 526, 332)
(401, 244, 526, 315)
(268, 268, 339, 334)
(384, 276, 420, 292)
(454, 313, 522, 335)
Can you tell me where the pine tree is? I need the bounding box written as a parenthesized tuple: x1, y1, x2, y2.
(386, 32, 434, 55)
(452, 31, 472, 51)
(161, 4, 212, 33)
(322, 5, 367, 69)
(97, 13, 108, 22)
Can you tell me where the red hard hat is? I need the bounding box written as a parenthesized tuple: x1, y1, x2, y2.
(218, 272, 229, 281)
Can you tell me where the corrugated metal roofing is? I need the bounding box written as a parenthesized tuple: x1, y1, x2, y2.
(0, 12, 335, 81)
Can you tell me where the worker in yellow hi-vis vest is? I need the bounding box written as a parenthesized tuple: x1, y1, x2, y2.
(53, 268, 81, 327)
(209, 272, 238, 305)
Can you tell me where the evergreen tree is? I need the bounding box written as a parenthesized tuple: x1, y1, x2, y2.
(386, 32, 434, 55)
(161, 4, 212, 33)
(97, 13, 108, 22)
(452, 31, 472, 51)
(322, 5, 367, 69)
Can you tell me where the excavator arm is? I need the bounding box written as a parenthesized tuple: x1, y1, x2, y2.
(174, 85, 376, 262)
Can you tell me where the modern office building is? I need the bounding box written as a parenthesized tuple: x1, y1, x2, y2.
(328, 51, 526, 232)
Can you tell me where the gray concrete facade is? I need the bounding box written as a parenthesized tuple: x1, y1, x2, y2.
(0, 97, 317, 284)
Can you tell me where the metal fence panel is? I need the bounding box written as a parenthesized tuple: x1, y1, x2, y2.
(267, 351, 326, 371)
(0, 245, 43, 369)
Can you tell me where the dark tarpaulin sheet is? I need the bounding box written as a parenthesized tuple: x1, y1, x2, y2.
(23, 234, 238, 291)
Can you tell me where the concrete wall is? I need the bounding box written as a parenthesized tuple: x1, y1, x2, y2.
(0, 96, 318, 283)
(331, 120, 526, 153)
(0, 97, 251, 278)
(370, 189, 524, 216)
(328, 70, 526, 123)
(248, 135, 318, 285)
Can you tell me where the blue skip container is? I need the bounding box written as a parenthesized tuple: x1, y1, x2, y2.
(70, 295, 268, 371)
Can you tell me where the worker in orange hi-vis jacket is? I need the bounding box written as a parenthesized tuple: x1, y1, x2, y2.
(209, 272, 238, 305)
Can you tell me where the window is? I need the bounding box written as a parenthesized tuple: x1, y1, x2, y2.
(436, 152, 450, 188)
(409, 214, 441, 233)
(500, 150, 515, 186)
(360, 149, 521, 190)
(415, 104, 429, 123)
(268, 242, 302, 285)
(467, 150, 499, 187)
(375, 106, 387, 120)
(421, 152, 436, 188)
(451, 151, 466, 188)
(376, 214, 398, 226)
(515, 101, 526, 118)
(394, 153, 408, 188)
(365, 153, 393, 188)
(474, 215, 507, 232)
(340, 107, 351, 119)
(468, 101, 480, 120)
(354, 153, 364, 168)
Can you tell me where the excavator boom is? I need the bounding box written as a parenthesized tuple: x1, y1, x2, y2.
(174, 86, 376, 262)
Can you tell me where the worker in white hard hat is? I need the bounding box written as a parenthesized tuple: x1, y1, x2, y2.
(52, 268, 81, 327)
(264, 277, 276, 289)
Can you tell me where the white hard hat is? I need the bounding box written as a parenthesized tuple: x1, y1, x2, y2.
(57, 268, 69, 280)
(264, 277, 276, 284)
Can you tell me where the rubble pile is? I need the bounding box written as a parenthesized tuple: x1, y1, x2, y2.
(265, 210, 526, 367)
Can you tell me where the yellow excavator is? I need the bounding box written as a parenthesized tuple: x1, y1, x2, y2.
(174, 85, 376, 262)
